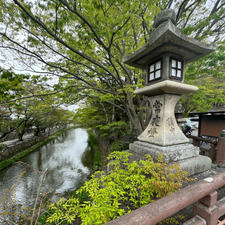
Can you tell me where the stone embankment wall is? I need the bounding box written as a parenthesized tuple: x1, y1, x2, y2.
(0, 127, 63, 162)
(0, 136, 45, 161)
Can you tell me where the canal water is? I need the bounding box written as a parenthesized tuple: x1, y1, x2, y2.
(0, 128, 91, 222)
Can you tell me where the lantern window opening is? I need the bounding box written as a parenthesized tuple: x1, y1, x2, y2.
(148, 59, 162, 82)
(170, 57, 183, 80)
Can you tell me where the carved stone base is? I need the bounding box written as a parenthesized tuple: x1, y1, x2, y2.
(130, 141, 199, 162)
(129, 141, 212, 176)
(177, 155, 212, 176)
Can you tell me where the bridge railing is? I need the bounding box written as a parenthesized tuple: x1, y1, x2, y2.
(188, 135, 218, 161)
(188, 135, 225, 166)
(106, 171, 225, 225)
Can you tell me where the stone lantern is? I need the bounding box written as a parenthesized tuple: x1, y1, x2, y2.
(125, 9, 214, 175)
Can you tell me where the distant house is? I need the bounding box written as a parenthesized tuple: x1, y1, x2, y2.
(186, 107, 225, 162)
(190, 107, 225, 138)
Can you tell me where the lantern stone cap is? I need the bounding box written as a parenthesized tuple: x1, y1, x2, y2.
(124, 19, 215, 68)
(134, 80, 198, 96)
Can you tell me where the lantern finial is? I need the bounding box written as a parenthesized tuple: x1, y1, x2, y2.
(154, 9, 176, 28)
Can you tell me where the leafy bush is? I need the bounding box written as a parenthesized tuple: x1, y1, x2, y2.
(43, 151, 190, 225)
(109, 140, 128, 152)
(0, 143, 6, 151)
(96, 121, 127, 138)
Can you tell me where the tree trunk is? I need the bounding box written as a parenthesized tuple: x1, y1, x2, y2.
(18, 132, 24, 141)
(34, 126, 40, 136)
(126, 93, 144, 134)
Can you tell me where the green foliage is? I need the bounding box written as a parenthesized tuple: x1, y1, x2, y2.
(109, 140, 128, 152)
(0, 69, 28, 101)
(1, 0, 224, 133)
(157, 214, 185, 225)
(0, 0, 160, 134)
(43, 151, 190, 224)
(96, 121, 127, 137)
(0, 68, 75, 140)
(87, 130, 102, 171)
(185, 42, 225, 81)
(0, 143, 6, 151)
(181, 77, 225, 114)
(74, 105, 105, 129)
(181, 41, 225, 113)
(74, 97, 130, 141)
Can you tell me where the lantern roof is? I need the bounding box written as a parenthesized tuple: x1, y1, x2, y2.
(123, 10, 214, 69)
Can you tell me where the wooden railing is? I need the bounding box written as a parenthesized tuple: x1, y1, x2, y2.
(188, 135, 225, 165)
(188, 135, 218, 161)
(106, 172, 225, 225)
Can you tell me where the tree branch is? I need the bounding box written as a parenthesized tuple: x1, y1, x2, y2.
(1, 33, 115, 95)
(13, 0, 116, 79)
(58, 0, 108, 50)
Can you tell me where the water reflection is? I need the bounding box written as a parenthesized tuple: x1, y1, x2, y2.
(0, 128, 90, 210)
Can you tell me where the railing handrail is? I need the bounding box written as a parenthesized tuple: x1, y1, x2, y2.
(106, 171, 225, 225)
(188, 135, 218, 144)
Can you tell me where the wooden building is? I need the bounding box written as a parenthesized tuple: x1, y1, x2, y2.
(190, 107, 225, 138)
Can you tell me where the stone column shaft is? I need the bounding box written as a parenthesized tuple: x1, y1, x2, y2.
(138, 94, 189, 146)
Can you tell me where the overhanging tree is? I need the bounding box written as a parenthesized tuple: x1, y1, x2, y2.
(180, 39, 225, 114)
(0, 0, 224, 133)
(0, 68, 74, 140)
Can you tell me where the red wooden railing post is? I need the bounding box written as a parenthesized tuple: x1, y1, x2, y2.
(194, 190, 225, 225)
(194, 191, 218, 225)
(193, 137, 200, 147)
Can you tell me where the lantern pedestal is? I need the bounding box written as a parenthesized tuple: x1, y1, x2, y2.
(130, 141, 199, 162)
(129, 145, 211, 176)
(128, 82, 212, 176)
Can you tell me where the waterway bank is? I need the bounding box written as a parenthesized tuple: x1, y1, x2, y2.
(0, 128, 91, 224)
(0, 127, 72, 171)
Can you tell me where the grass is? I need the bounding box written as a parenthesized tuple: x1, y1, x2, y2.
(0, 128, 69, 171)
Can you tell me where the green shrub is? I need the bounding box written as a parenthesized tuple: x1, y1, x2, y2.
(96, 121, 127, 138)
(109, 140, 129, 152)
(0, 143, 6, 151)
(42, 151, 190, 225)
(87, 130, 102, 171)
